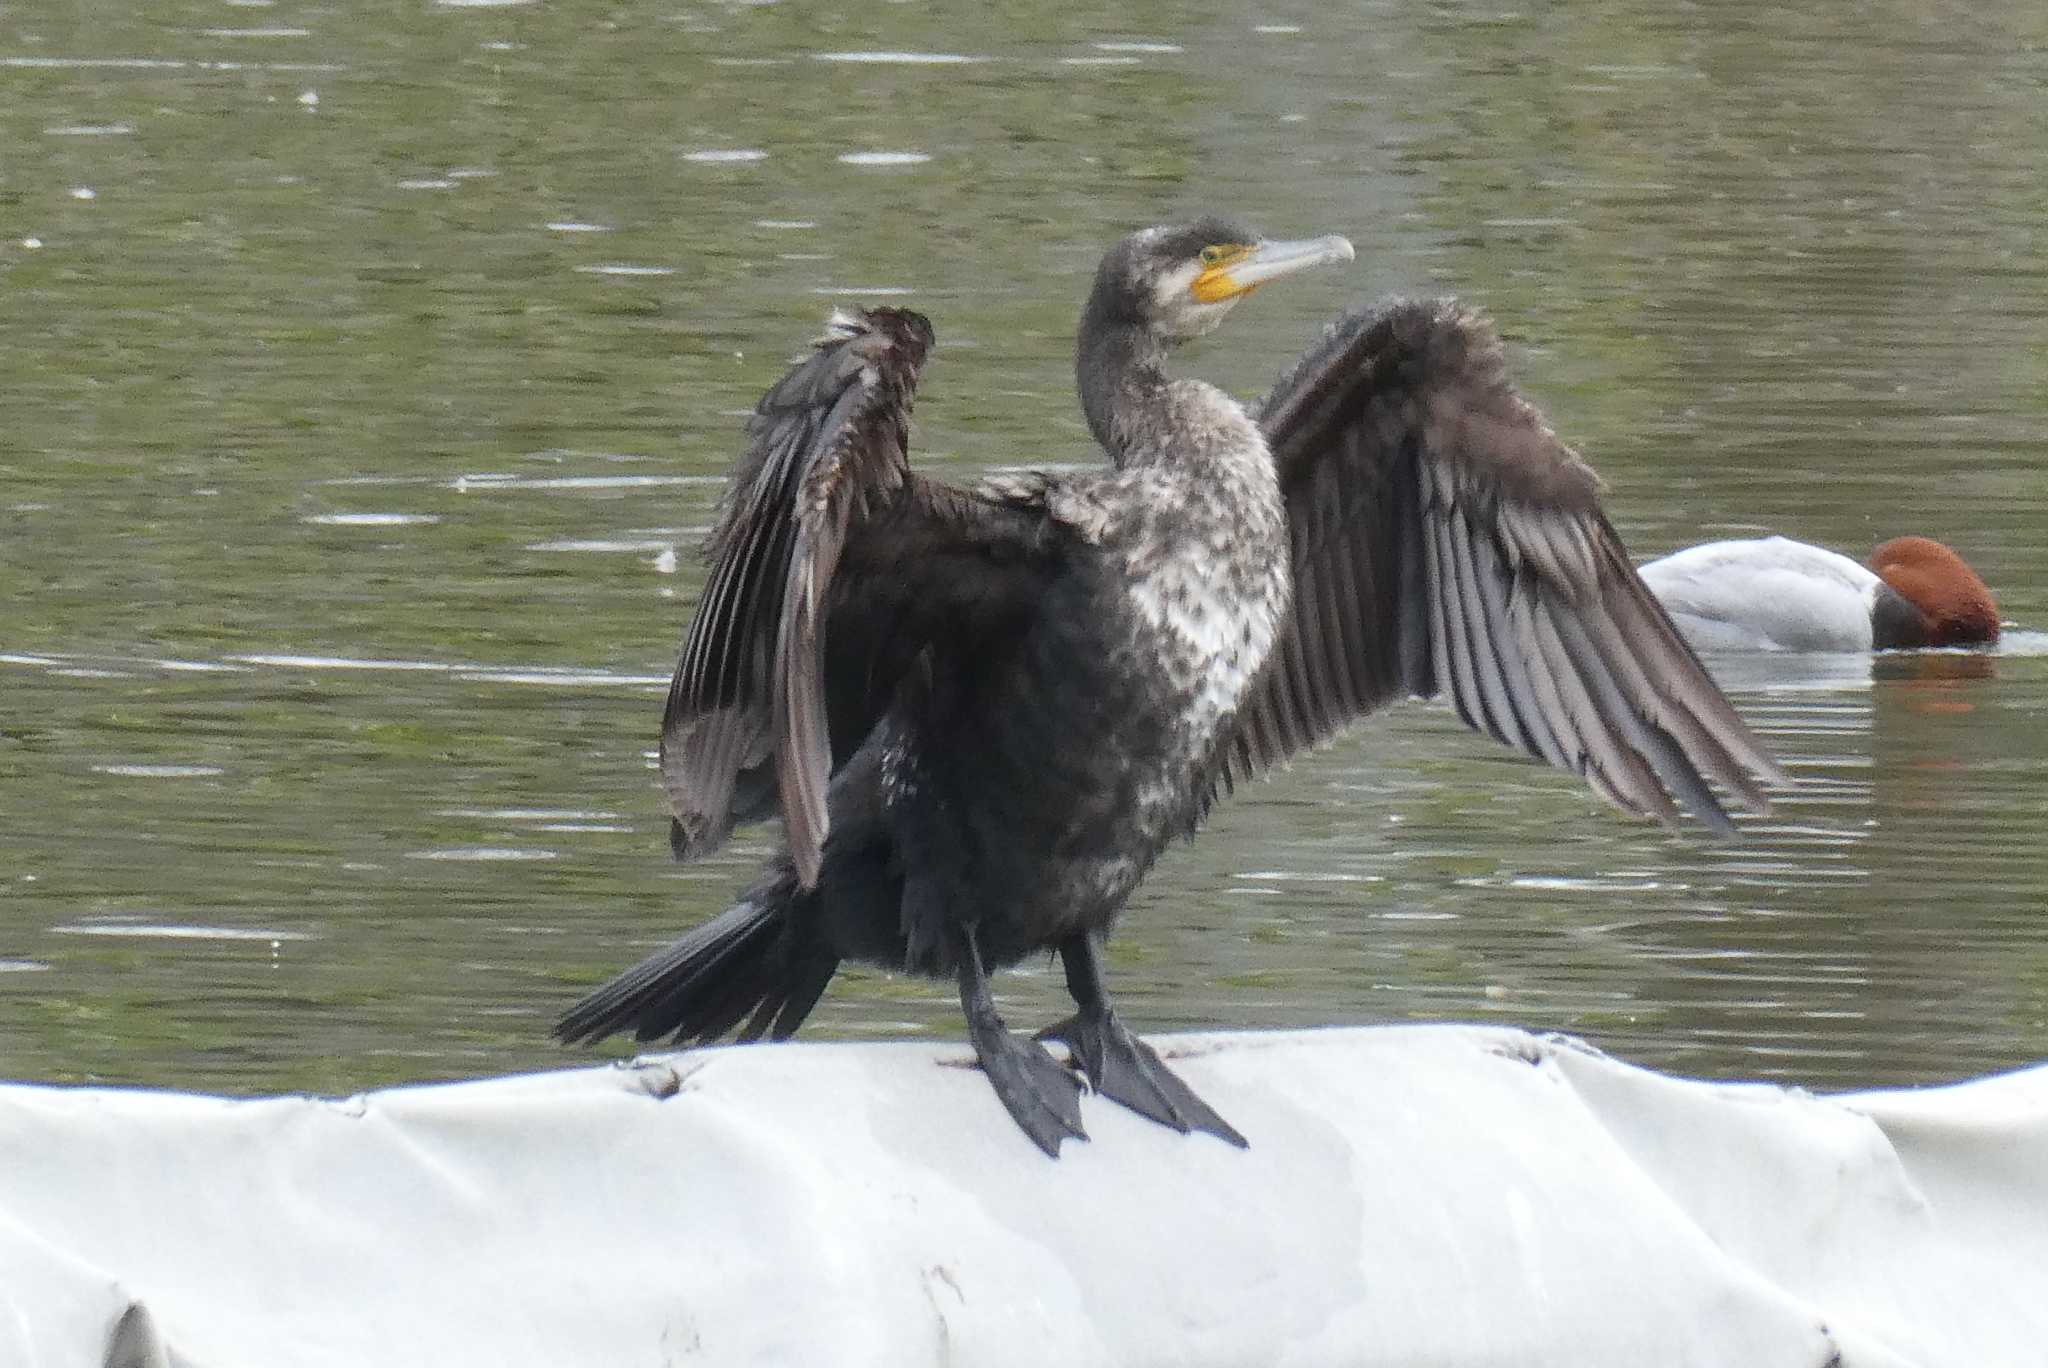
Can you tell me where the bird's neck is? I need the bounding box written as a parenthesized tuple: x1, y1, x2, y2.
(1076, 306, 1182, 467)
(1074, 293, 1275, 508)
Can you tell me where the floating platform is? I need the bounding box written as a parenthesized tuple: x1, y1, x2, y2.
(5, 1025, 2045, 1366)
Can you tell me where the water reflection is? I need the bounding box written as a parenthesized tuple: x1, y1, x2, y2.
(813, 52, 987, 66)
(50, 922, 313, 943)
(835, 152, 932, 166)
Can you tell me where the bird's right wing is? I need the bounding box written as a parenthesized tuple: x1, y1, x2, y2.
(663, 306, 1065, 887)
(663, 307, 931, 881)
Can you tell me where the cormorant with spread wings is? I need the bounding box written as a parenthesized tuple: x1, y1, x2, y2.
(558, 217, 1785, 1157)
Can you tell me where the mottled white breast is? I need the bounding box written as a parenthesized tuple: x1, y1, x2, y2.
(1117, 393, 1291, 737)
(1123, 509, 1288, 733)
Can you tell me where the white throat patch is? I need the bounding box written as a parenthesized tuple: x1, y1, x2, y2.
(1148, 260, 1236, 340)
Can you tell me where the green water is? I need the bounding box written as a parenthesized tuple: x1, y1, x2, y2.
(5, 1, 2047, 1097)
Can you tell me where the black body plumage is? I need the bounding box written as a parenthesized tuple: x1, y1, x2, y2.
(558, 220, 1787, 1156)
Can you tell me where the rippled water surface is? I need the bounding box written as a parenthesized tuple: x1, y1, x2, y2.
(5, 2, 2047, 1097)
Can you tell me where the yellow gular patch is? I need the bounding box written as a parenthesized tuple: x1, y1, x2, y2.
(1190, 244, 1253, 303)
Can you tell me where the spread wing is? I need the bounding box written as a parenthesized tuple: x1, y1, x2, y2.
(662, 306, 931, 882)
(662, 306, 1063, 886)
(1219, 298, 1788, 831)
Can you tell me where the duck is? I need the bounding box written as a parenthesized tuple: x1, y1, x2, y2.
(557, 217, 1785, 1156)
(1638, 535, 1999, 652)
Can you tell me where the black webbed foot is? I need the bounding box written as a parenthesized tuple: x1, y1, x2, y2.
(968, 1016, 1088, 1158)
(954, 920, 1086, 1157)
(1045, 931, 1248, 1148)
(1040, 1008, 1247, 1147)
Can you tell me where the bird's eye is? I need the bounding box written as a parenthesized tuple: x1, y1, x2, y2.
(1199, 245, 1227, 266)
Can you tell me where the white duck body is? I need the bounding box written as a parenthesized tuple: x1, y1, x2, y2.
(1638, 536, 1882, 652)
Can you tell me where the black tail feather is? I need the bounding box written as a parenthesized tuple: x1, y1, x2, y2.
(555, 891, 838, 1048)
(737, 951, 838, 1043)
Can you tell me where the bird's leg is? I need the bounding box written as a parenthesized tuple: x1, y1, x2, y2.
(955, 920, 1087, 1157)
(1040, 932, 1248, 1148)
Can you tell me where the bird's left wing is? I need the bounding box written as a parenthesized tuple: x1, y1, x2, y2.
(1218, 298, 1787, 831)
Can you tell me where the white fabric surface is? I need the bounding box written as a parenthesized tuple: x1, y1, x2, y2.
(4, 1025, 2045, 1367)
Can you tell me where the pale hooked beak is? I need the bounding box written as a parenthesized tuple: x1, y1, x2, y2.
(1191, 234, 1355, 303)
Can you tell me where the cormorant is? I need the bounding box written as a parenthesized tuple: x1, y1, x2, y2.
(557, 217, 1787, 1156)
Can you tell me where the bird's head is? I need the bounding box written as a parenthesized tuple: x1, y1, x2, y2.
(1092, 216, 1356, 344)
(1869, 536, 2001, 646)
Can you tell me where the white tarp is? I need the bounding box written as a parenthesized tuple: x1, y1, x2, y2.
(3, 1025, 2044, 1367)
